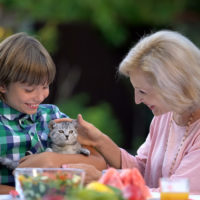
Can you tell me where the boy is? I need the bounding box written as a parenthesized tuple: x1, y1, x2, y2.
(0, 33, 106, 193)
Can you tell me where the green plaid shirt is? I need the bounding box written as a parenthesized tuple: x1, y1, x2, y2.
(0, 100, 67, 186)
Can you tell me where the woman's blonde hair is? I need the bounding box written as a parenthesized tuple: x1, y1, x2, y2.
(119, 30, 200, 113)
(0, 32, 56, 99)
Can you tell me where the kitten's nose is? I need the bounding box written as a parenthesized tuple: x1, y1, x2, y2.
(65, 135, 69, 140)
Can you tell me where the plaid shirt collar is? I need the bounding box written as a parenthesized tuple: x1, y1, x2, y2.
(0, 100, 36, 122)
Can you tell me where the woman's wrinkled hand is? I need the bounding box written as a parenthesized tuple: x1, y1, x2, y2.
(52, 114, 105, 148)
(62, 163, 102, 184)
(53, 118, 72, 123)
(76, 114, 104, 147)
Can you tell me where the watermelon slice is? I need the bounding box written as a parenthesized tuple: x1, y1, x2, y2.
(120, 168, 151, 198)
(120, 168, 145, 186)
(99, 168, 124, 189)
(122, 184, 145, 200)
(99, 168, 151, 200)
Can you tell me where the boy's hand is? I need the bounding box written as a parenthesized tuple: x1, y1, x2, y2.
(18, 152, 59, 168)
(0, 185, 15, 194)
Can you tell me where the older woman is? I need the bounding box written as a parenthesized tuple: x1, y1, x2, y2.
(62, 30, 200, 194)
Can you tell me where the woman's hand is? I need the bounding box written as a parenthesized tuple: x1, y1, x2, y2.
(76, 114, 104, 147)
(62, 163, 102, 184)
(52, 115, 104, 148)
(53, 118, 72, 123)
(51, 115, 121, 168)
(76, 115, 121, 168)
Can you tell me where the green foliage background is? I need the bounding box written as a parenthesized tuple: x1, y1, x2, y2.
(0, 0, 189, 49)
(57, 93, 123, 146)
(1, 0, 200, 149)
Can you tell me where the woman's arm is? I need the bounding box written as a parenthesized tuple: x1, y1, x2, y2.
(18, 146, 106, 171)
(54, 115, 122, 168)
(75, 114, 122, 168)
(0, 185, 14, 194)
(95, 134, 121, 168)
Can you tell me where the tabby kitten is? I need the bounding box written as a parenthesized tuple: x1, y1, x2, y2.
(46, 120, 90, 155)
(0, 120, 90, 170)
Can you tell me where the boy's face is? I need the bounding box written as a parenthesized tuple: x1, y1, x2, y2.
(0, 82, 49, 114)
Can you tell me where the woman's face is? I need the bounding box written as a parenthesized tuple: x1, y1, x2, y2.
(129, 70, 171, 116)
(0, 82, 49, 114)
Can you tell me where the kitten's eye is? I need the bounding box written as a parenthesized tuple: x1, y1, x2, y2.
(59, 130, 64, 133)
(69, 130, 73, 134)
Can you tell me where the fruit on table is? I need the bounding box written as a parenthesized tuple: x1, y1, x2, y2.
(120, 168, 151, 199)
(67, 188, 122, 200)
(99, 168, 124, 189)
(99, 168, 151, 200)
(86, 181, 114, 193)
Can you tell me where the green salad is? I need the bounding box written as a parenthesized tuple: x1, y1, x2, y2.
(18, 171, 82, 200)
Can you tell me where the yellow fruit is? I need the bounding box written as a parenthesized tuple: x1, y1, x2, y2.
(18, 175, 27, 182)
(86, 182, 114, 194)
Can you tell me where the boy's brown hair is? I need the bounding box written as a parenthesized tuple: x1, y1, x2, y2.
(0, 32, 56, 99)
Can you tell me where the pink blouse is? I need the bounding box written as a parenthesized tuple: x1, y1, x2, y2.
(121, 112, 200, 194)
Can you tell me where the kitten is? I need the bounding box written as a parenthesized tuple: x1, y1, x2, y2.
(46, 120, 90, 155)
(0, 120, 90, 170)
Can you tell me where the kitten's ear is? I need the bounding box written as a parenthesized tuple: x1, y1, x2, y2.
(48, 120, 57, 130)
(72, 119, 78, 128)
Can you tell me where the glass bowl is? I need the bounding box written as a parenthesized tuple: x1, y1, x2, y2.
(14, 168, 85, 200)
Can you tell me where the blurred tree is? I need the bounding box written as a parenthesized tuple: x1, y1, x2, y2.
(0, 0, 188, 51)
(1, 0, 200, 150)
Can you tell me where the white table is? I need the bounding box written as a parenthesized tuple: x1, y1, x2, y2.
(1, 193, 200, 200)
